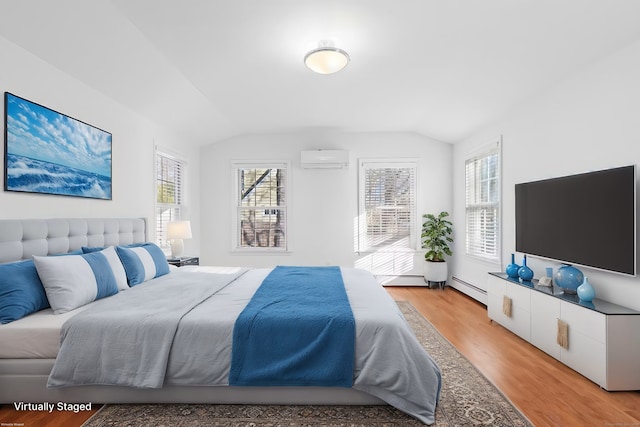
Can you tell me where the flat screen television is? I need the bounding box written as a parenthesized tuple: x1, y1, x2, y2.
(515, 165, 636, 276)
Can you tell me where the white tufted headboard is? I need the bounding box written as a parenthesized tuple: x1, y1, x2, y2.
(0, 218, 146, 264)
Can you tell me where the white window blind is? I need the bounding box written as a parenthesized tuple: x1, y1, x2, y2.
(358, 161, 417, 252)
(156, 151, 185, 249)
(465, 143, 500, 262)
(234, 163, 288, 251)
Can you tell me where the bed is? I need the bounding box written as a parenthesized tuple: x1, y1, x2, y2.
(0, 218, 441, 425)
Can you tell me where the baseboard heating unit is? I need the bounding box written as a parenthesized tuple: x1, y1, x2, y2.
(451, 276, 487, 305)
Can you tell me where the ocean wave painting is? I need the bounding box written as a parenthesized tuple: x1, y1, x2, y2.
(4, 93, 112, 200)
(6, 154, 111, 199)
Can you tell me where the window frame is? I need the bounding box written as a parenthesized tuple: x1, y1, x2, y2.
(464, 139, 501, 263)
(357, 158, 419, 254)
(155, 148, 187, 252)
(231, 160, 291, 253)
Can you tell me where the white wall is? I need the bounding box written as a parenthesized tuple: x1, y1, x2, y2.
(452, 39, 640, 310)
(0, 36, 201, 254)
(200, 132, 452, 273)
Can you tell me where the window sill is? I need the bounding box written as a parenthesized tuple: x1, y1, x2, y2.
(231, 249, 292, 255)
(465, 253, 501, 266)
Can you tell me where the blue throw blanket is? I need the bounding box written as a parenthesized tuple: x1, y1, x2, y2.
(229, 266, 355, 387)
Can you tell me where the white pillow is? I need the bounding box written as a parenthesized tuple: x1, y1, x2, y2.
(33, 249, 120, 314)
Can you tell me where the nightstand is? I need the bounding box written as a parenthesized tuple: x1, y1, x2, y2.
(167, 256, 199, 267)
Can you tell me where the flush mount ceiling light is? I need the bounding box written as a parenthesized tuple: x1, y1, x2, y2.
(304, 40, 350, 75)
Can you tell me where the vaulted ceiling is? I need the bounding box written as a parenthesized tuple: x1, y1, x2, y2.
(1, 1, 640, 145)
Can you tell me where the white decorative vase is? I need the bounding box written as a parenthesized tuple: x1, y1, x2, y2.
(423, 260, 448, 288)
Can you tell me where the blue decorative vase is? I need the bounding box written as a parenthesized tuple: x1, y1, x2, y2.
(518, 255, 534, 281)
(555, 264, 584, 294)
(506, 253, 520, 279)
(577, 276, 595, 302)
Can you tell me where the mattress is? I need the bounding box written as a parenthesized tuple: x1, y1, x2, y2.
(0, 303, 93, 359)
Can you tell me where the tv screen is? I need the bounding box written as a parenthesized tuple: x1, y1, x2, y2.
(515, 165, 636, 276)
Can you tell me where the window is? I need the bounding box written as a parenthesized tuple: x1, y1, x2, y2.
(156, 150, 185, 250)
(358, 160, 417, 253)
(233, 162, 288, 251)
(465, 141, 500, 262)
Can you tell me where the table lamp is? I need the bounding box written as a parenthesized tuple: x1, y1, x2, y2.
(167, 220, 192, 258)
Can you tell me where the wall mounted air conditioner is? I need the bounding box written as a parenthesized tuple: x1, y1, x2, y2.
(300, 150, 349, 169)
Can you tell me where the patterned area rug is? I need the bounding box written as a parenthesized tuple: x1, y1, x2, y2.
(82, 301, 532, 427)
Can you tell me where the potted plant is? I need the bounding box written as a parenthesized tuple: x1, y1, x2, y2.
(421, 211, 453, 288)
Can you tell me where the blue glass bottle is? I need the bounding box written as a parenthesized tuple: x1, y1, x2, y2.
(506, 253, 520, 279)
(518, 255, 534, 281)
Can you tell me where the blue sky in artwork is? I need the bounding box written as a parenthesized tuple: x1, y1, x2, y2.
(5, 94, 112, 177)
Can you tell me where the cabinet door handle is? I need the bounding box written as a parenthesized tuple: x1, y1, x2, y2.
(502, 295, 512, 318)
(557, 319, 569, 349)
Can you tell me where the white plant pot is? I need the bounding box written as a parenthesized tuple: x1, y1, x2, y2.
(423, 260, 448, 287)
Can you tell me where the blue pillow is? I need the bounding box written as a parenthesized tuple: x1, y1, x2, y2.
(33, 250, 119, 314)
(0, 260, 50, 324)
(82, 243, 144, 254)
(81, 246, 104, 253)
(116, 243, 170, 286)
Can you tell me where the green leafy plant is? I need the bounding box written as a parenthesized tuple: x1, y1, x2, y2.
(421, 211, 453, 262)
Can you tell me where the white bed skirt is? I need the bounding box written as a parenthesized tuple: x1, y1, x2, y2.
(0, 359, 384, 405)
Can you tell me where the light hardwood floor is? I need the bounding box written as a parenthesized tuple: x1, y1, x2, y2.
(1, 286, 638, 426)
(386, 286, 640, 427)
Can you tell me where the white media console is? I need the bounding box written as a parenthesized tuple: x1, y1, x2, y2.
(487, 272, 640, 390)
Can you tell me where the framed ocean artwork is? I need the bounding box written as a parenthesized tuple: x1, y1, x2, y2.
(4, 92, 112, 200)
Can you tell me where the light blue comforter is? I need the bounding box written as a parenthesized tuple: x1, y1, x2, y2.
(47, 268, 247, 388)
(48, 267, 441, 424)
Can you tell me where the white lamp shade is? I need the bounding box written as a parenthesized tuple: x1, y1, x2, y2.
(304, 47, 350, 74)
(167, 220, 192, 240)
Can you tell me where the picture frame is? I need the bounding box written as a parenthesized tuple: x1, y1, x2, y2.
(4, 92, 112, 200)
